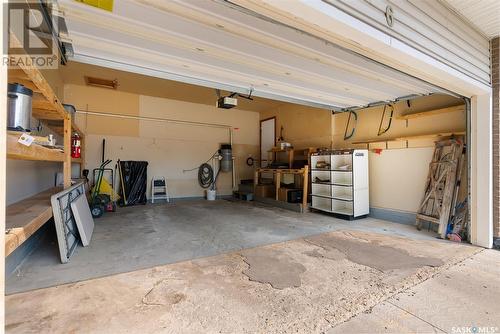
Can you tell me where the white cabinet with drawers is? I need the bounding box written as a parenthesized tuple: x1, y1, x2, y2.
(310, 149, 369, 218)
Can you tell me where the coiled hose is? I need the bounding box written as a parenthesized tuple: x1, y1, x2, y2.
(198, 163, 214, 188)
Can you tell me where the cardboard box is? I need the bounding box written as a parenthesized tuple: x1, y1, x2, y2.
(255, 184, 275, 198)
(278, 188, 290, 202)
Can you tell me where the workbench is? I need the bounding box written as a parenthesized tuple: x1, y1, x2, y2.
(254, 166, 309, 211)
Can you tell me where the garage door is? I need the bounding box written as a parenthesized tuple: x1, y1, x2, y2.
(60, 0, 452, 110)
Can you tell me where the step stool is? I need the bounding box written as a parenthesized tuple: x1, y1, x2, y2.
(151, 177, 170, 203)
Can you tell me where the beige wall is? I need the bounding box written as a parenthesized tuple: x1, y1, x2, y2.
(332, 94, 466, 213)
(260, 104, 332, 149)
(65, 84, 259, 198)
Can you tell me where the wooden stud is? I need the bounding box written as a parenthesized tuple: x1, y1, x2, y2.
(302, 165, 309, 210)
(63, 117, 71, 188)
(79, 133, 85, 173)
(275, 171, 281, 201)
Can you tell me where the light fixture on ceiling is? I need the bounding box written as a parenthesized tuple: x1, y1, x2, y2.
(84, 76, 118, 89)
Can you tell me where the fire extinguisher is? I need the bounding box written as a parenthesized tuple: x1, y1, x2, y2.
(71, 132, 81, 158)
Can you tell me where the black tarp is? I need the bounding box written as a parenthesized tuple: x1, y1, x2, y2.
(118, 161, 148, 206)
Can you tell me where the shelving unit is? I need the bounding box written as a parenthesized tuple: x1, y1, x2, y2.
(396, 104, 465, 120)
(267, 147, 294, 168)
(310, 149, 369, 218)
(6, 43, 85, 256)
(352, 132, 465, 148)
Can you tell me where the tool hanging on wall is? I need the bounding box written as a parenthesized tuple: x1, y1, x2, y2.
(377, 104, 394, 136)
(278, 126, 285, 142)
(343, 110, 358, 140)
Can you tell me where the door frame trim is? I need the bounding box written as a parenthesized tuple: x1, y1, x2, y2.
(259, 116, 277, 167)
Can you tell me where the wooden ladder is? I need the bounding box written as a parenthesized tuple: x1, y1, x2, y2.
(416, 137, 464, 238)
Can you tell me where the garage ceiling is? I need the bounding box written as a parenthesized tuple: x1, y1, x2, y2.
(60, 0, 449, 110)
(60, 61, 287, 113)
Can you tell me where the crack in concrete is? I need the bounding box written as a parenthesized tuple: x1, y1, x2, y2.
(141, 278, 186, 307)
(386, 300, 447, 333)
(141, 279, 170, 306)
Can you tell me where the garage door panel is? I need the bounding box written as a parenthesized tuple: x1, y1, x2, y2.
(61, 0, 450, 110)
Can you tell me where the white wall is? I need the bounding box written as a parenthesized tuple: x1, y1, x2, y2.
(470, 94, 493, 248)
(6, 160, 61, 205)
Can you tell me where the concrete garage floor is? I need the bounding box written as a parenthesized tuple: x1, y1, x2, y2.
(7, 199, 438, 294)
(6, 228, 498, 333)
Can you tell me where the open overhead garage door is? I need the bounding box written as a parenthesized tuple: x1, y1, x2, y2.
(58, 0, 493, 249)
(60, 0, 452, 110)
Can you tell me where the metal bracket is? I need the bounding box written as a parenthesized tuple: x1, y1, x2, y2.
(377, 104, 394, 136)
(344, 110, 358, 140)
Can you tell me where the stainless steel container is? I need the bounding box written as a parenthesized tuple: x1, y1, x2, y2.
(8, 83, 33, 131)
(220, 144, 233, 172)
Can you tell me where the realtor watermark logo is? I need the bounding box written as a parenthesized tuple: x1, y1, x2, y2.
(3, 1, 59, 69)
(452, 326, 499, 334)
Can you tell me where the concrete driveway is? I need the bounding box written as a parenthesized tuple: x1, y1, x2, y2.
(6, 230, 498, 333)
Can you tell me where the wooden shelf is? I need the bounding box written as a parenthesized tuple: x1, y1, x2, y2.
(8, 34, 73, 142)
(8, 36, 69, 122)
(5, 187, 62, 257)
(257, 167, 307, 174)
(352, 132, 465, 145)
(72, 157, 83, 164)
(7, 131, 65, 162)
(396, 104, 465, 120)
(8, 71, 68, 122)
(267, 146, 294, 169)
